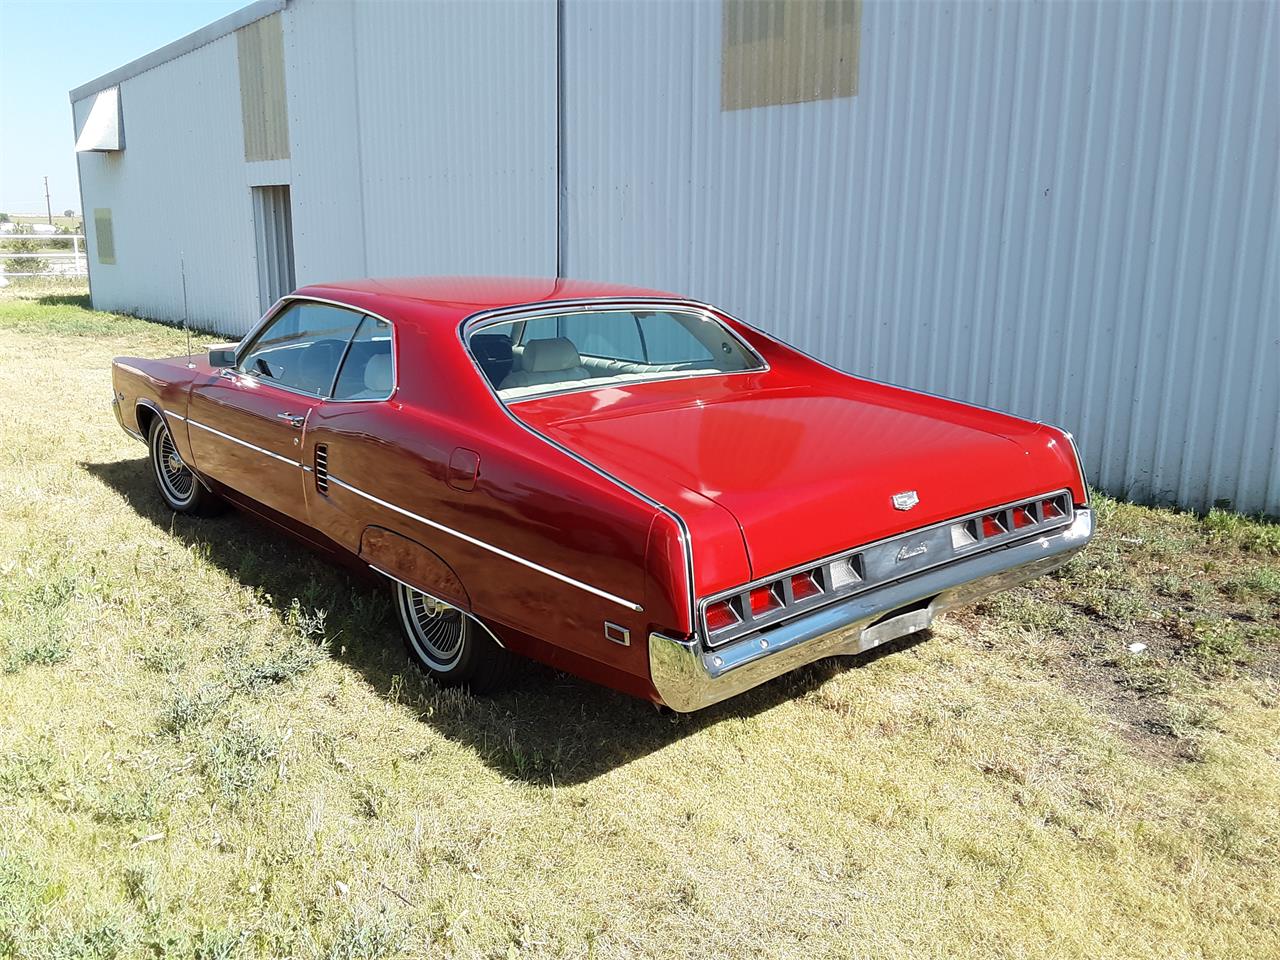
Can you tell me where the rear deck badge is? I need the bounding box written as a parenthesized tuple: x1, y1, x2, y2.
(892, 490, 920, 511)
(896, 541, 929, 562)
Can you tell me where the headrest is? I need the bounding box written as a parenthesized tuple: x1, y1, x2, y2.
(523, 337, 582, 373)
(364, 352, 392, 393)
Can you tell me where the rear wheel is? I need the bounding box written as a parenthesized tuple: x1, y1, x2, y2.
(148, 417, 220, 515)
(394, 583, 516, 693)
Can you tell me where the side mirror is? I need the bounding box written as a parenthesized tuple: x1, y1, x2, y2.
(208, 344, 238, 368)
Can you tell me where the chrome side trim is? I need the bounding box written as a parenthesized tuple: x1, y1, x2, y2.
(367, 564, 506, 649)
(164, 405, 643, 612)
(651, 508, 1095, 712)
(186, 418, 304, 468)
(134, 398, 187, 437)
(334, 475, 643, 612)
(1056, 428, 1091, 507)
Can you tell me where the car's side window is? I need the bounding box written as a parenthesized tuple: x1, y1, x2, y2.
(237, 302, 364, 396)
(470, 307, 764, 397)
(331, 315, 394, 400)
(561, 312, 645, 362)
(639, 312, 715, 364)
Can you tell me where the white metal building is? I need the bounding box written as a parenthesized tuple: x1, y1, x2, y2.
(71, 0, 1278, 514)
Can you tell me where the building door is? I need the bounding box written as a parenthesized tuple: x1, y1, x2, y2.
(252, 184, 295, 311)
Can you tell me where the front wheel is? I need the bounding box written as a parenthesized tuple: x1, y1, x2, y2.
(148, 417, 220, 515)
(394, 583, 516, 693)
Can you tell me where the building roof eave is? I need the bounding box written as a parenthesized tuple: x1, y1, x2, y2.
(68, 0, 286, 104)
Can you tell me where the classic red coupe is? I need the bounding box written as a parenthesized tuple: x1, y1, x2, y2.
(111, 277, 1093, 711)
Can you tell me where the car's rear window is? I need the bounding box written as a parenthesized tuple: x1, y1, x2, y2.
(468, 308, 764, 400)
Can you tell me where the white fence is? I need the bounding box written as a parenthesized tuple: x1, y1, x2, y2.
(0, 234, 89, 278)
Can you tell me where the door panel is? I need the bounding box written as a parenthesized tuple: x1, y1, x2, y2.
(187, 372, 319, 520)
(188, 298, 368, 521)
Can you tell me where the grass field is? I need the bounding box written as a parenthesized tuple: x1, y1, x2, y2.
(0, 280, 1277, 959)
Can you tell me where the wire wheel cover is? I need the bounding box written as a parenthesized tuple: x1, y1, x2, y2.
(154, 425, 195, 503)
(398, 585, 468, 670)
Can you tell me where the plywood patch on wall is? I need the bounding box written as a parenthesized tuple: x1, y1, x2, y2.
(93, 208, 116, 265)
(722, 0, 860, 111)
(237, 13, 289, 161)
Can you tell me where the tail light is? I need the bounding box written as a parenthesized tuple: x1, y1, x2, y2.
(789, 571, 822, 601)
(705, 599, 741, 632)
(955, 493, 1073, 552)
(749, 585, 782, 616)
(702, 491, 1073, 646)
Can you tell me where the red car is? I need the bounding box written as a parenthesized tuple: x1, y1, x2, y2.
(111, 277, 1093, 711)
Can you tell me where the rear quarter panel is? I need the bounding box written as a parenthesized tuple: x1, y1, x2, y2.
(298, 317, 677, 695)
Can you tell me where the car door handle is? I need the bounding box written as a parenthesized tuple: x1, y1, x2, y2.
(275, 412, 305, 428)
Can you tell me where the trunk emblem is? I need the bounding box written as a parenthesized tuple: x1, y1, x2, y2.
(896, 541, 929, 562)
(892, 490, 920, 511)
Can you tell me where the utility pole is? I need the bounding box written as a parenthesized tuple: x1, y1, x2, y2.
(43, 177, 52, 224)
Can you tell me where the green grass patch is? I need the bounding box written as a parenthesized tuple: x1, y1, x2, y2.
(1203, 507, 1280, 556)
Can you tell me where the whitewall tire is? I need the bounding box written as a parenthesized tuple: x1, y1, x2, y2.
(147, 417, 219, 516)
(393, 582, 516, 692)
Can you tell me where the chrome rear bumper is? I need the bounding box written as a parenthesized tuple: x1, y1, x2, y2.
(649, 508, 1094, 712)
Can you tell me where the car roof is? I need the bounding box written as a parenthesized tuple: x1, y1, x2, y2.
(291, 276, 697, 328)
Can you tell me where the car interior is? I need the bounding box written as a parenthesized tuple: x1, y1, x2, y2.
(237, 305, 394, 400)
(470, 309, 762, 400)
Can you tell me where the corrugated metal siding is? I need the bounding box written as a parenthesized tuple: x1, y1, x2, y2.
(282, 0, 557, 284)
(562, 0, 1279, 514)
(347, 0, 557, 277)
(73, 33, 261, 334)
(281, 0, 365, 284)
(72, 0, 1276, 513)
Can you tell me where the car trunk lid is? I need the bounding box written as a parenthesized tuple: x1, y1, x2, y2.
(512, 375, 1075, 586)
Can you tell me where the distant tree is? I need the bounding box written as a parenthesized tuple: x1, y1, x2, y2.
(48, 225, 76, 251)
(0, 212, 9, 223)
(63, 209, 75, 218)
(5, 226, 48, 275)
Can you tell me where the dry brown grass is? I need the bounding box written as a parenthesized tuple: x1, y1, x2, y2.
(1, 286, 1277, 959)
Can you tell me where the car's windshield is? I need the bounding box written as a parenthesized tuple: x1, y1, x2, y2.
(468, 308, 764, 400)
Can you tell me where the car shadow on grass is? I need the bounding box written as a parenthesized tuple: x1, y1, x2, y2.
(84, 456, 928, 785)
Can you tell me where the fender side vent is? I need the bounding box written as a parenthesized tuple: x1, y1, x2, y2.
(314, 444, 329, 494)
